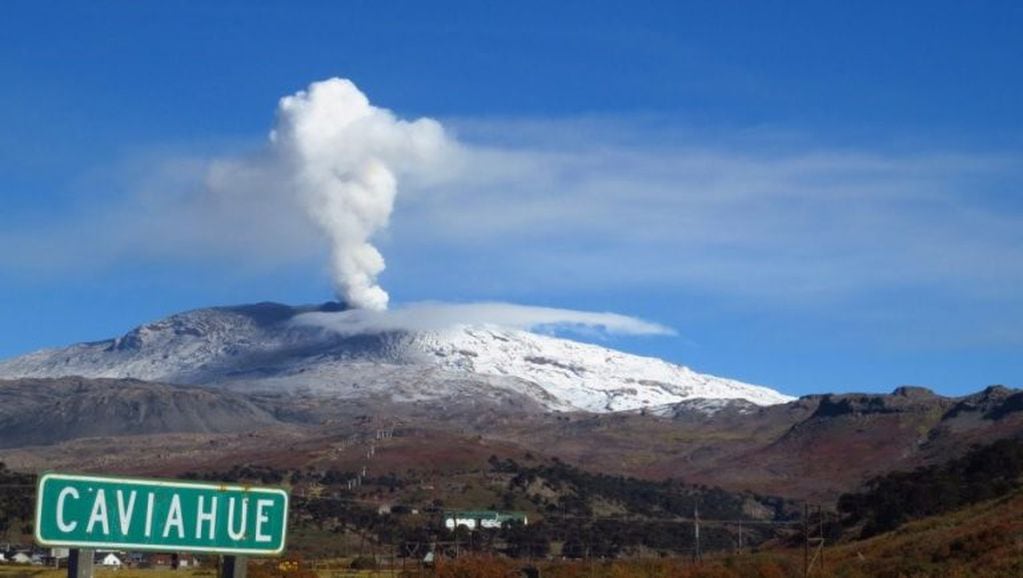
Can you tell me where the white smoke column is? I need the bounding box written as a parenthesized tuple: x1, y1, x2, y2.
(270, 78, 450, 310)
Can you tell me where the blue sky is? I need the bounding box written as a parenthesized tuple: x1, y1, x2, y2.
(2, 1, 1021, 396)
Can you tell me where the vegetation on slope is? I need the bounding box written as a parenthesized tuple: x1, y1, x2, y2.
(0, 462, 33, 538)
(825, 487, 1023, 578)
(426, 486, 1023, 577)
(4, 434, 1023, 576)
(837, 437, 1023, 537)
(180, 457, 794, 559)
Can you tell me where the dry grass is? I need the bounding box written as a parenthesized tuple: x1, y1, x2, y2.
(0, 568, 210, 578)
(0, 563, 398, 578)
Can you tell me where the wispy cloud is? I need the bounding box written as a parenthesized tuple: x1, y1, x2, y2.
(293, 301, 675, 337)
(391, 125, 1023, 304)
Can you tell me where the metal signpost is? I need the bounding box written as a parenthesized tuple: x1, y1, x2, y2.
(35, 473, 289, 578)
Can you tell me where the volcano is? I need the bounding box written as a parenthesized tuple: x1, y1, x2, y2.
(0, 302, 791, 413)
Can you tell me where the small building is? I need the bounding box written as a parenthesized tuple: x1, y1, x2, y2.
(50, 548, 69, 560)
(11, 552, 32, 564)
(444, 510, 528, 530)
(98, 553, 123, 568)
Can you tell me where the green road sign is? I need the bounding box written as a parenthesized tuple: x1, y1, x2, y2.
(35, 473, 289, 556)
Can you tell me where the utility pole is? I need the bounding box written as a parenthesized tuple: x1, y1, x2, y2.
(803, 503, 826, 576)
(819, 504, 826, 574)
(693, 502, 702, 564)
(803, 503, 809, 578)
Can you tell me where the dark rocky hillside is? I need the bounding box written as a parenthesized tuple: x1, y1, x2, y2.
(0, 377, 287, 447)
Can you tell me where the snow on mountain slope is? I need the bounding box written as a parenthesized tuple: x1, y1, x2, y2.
(0, 302, 793, 412)
(403, 328, 790, 410)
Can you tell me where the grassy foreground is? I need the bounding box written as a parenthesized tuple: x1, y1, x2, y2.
(4, 489, 1023, 578)
(0, 567, 395, 578)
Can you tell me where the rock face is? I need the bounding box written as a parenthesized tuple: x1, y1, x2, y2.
(0, 377, 283, 448)
(809, 386, 946, 418)
(0, 302, 793, 413)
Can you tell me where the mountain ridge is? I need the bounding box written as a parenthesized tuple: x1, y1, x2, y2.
(0, 301, 792, 412)
(0, 376, 1020, 501)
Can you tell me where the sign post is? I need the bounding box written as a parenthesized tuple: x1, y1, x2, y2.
(68, 548, 93, 578)
(35, 473, 289, 578)
(221, 554, 247, 578)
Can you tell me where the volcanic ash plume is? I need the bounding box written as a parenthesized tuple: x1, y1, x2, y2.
(270, 78, 450, 310)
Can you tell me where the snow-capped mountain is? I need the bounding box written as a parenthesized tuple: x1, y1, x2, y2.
(0, 302, 792, 413)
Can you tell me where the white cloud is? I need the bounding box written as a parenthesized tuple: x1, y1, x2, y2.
(1, 88, 1021, 317)
(293, 301, 675, 337)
